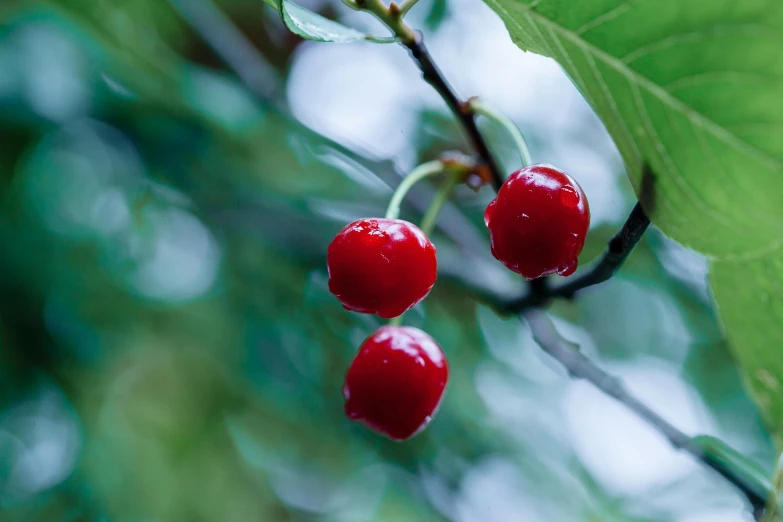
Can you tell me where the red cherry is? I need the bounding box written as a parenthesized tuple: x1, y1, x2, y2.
(327, 218, 437, 318)
(344, 326, 448, 441)
(484, 164, 590, 280)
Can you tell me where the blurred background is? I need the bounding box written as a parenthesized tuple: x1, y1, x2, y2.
(0, 0, 776, 520)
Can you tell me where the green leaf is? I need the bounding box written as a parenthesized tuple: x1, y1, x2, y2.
(710, 251, 783, 446)
(279, 0, 395, 43)
(482, 0, 783, 442)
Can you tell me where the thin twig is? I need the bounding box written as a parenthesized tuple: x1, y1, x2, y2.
(523, 309, 768, 514)
(500, 202, 650, 314)
(354, 0, 505, 190)
(403, 34, 505, 191)
(468, 97, 532, 168)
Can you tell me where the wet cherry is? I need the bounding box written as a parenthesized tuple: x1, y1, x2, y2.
(327, 218, 437, 318)
(484, 164, 590, 280)
(344, 326, 449, 441)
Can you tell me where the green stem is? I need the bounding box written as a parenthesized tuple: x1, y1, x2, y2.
(385, 160, 447, 220)
(386, 168, 467, 327)
(469, 98, 532, 168)
(419, 173, 461, 237)
(384, 161, 469, 327)
(398, 0, 419, 17)
(358, 0, 416, 44)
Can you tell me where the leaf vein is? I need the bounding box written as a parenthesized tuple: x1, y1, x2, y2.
(517, 8, 782, 171)
(664, 70, 783, 93)
(628, 78, 740, 232)
(574, 0, 637, 36)
(582, 47, 642, 162)
(621, 24, 774, 65)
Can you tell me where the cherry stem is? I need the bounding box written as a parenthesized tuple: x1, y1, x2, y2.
(397, 0, 419, 17)
(386, 161, 468, 327)
(387, 177, 457, 328)
(419, 173, 461, 237)
(468, 98, 532, 169)
(386, 158, 471, 222)
(385, 160, 448, 220)
(353, 0, 504, 190)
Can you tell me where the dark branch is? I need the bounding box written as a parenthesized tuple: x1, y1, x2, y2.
(557, 202, 650, 293)
(404, 33, 505, 192)
(500, 201, 651, 314)
(523, 309, 768, 514)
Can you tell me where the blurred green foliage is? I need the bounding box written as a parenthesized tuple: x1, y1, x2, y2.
(0, 1, 776, 521)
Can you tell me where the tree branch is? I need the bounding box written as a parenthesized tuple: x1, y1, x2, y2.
(523, 309, 768, 514)
(353, 0, 505, 191)
(499, 201, 650, 314)
(403, 34, 505, 191)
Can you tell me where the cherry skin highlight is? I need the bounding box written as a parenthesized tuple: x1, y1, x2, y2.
(484, 164, 590, 280)
(343, 326, 449, 441)
(327, 218, 437, 318)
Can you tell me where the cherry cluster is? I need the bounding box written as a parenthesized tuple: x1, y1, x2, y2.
(327, 164, 590, 441)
